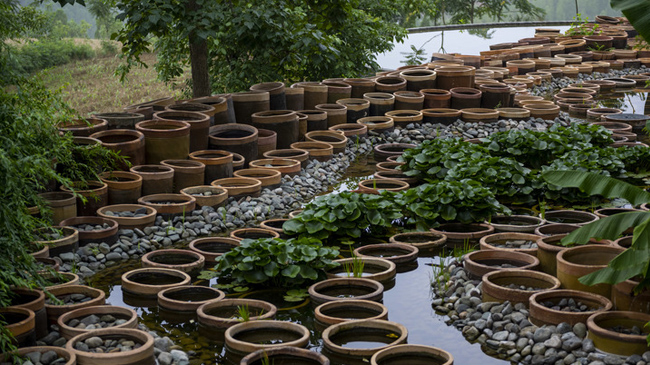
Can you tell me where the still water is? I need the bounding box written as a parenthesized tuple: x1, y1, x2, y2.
(377, 26, 571, 70)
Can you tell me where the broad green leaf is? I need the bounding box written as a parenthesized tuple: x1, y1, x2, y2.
(281, 265, 301, 278)
(542, 170, 650, 206)
(562, 211, 650, 245)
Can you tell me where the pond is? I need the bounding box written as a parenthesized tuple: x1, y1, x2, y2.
(377, 25, 572, 70)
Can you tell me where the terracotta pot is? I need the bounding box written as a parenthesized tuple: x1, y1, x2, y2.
(45, 285, 106, 323)
(0, 307, 35, 347)
(208, 124, 258, 168)
(315, 103, 348, 127)
(259, 218, 289, 238)
(284, 86, 304, 111)
(557, 245, 624, 297)
(431, 222, 495, 246)
(65, 328, 154, 365)
(389, 231, 446, 249)
(256, 129, 277, 159)
(528, 289, 612, 326)
(309, 278, 384, 306)
(371, 344, 453, 365)
(342, 78, 376, 98)
(373, 143, 415, 162)
(58, 118, 108, 137)
(356, 116, 394, 134)
(363, 93, 395, 117)
(157, 285, 225, 312)
(225, 320, 310, 356)
(559, 39, 586, 52)
(159, 159, 205, 193)
(211, 177, 262, 198)
(315, 299, 388, 329)
(129, 165, 174, 195)
(305, 131, 348, 154)
(0, 346, 75, 365)
(544, 210, 599, 225)
(463, 249, 539, 278)
(327, 257, 396, 283)
(99, 171, 143, 204)
(374, 76, 407, 93)
(336, 98, 370, 123)
(297, 110, 329, 133)
(420, 89, 451, 109)
(249, 158, 301, 176)
(96, 204, 156, 230)
(604, 113, 650, 134)
(59, 216, 118, 246)
(479, 232, 541, 256)
(399, 69, 437, 91)
(137, 193, 195, 219)
(37, 192, 77, 225)
(420, 108, 460, 125)
(393, 91, 424, 111)
(292, 82, 328, 110)
(188, 237, 239, 264)
(186, 95, 232, 124)
(449, 87, 482, 109)
(329, 123, 368, 139)
(353, 243, 418, 265)
(43, 272, 81, 290)
(460, 108, 499, 123)
(250, 82, 286, 110)
(92, 112, 145, 130)
(523, 103, 560, 120)
(251, 110, 299, 149)
(587, 108, 623, 121)
(188, 150, 233, 184)
(166, 102, 215, 122)
(230, 227, 280, 241)
(434, 66, 475, 90)
(231, 91, 270, 125)
(234, 168, 281, 189)
(322, 319, 407, 359)
(479, 83, 512, 109)
(8, 288, 47, 339)
(152, 110, 209, 152)
(121, 268, 191, 298)
(197, 298, 277, 330)
(323, 81, 352, 104)
(263, 149, 309, 169)
(506, 60, 536, 75)
(482, 269, 561, 306)
(536, 233, 611, 276)
(34, 226, 79, 256)
(290, 141, 334, 162)
(587, 311, 650, 356)
(180, 185, 227, 208)
(384, 110, 422, 128)
(60, 181, 108, 217)
(57, 305, 138, 340)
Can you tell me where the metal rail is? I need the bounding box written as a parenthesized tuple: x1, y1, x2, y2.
(407, 21, 574, 34)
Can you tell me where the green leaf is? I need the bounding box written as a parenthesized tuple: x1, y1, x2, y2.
(281, 265, 301, 278)
(542, 170, 650, 206)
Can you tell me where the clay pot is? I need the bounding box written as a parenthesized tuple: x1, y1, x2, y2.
(136, 119, 191, 164)
(587, 311, 650, 356)
(251, 110, 299, 149)
(259, 218, 289, 238)
(59, 216, 118, 246)
(371, 344, 453, 365)
(43, 272, 80, 290)
(65, 328, 154, 365)
(44, 285, 106, 323)
(57, 118, 108, 137)
(153, 110, 209, 152)
(421, 89, 451, 109)
(60, 181, 108, 217)
(449, 87, 482, 109)
(322, 319, 407, 359)
(373, 143, 416, 162)
(233, 168, 281, 189)
(96, 204, 156, 230)
(389, 231, 447, 250)
(327, 257, 396, 283)
(323, 81, 353, 104)
(121, 268, 191, 298)
(557, 245, 624, 297)
(187, 95, 232, 124)
(33, 226, 79, 257)
(263, 149, 309, 169)
(208, 124, 259, 168)
(92, 112, 145, 130)
(534, 223, 580, 236)
(188, 150, 233, 184)
(460, 108, 500, 123)
(180, 185, 227, 208)
(250, 82, 286, 110)
(315, 103, 348, 127)
(231, 91, 270, 125)
(479, 83, 512, 109)
(536, 234, 612, 276)
(292, 82, 328, 110)
(99, 171, 143, 204)
(374, 76, 407, 93)
(434, 66, 476, 90)
(363, 93, 395, 117)
(384, 110, 422, 128)
(342, 78, 376, 98)
(197, 298, 277, 330)
(0, 307, 35, 347)
(157, 285, 225, 312)
(256, 129, 277, 159)
(523, 103, 560, 119)
(309, 278, 384, 306)
(479, 232, 541, 256)
(290, 141, 334, 162)
(8, 288, 47, 339)
(57, 305, 138, 340)
(249, 158, 301, 177)
(37, 192, 77, 225)
(130, 165, 175, 195)
(230, 227, 280, 241)
(305, 131, 348, 154)
(160, 159, 205, 193)
(336, 98, 370, 123)
(482, 269, 561, 306)
(420, 108, 461, 125)
(529, 289, 612, 326)
(393, 91, 424, 111)
(211, 177, 262, 198)
(431, 222, 495, 246)
(463, 250, 539, 278)
(0, 346, 75, 365)
(315, 300, 388, 328)
(357, 116, 394, 134)
(188, 237, 239, 264)
(506, 60, 536, 75)
(353, 243, 418, 265)
(399, 69, 437, 91)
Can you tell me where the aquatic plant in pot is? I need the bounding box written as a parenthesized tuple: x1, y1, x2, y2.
(198, 237, 340, 290)
(282, 191, 403, 242)
(393, 179, 510, 231)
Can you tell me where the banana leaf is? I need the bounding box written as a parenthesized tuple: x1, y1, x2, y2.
(611, 0, 650, 43)
(542, 170, 650, 206)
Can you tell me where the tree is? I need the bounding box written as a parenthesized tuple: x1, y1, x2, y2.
(112, 0, 436, 96)
(443, 0, 545, 24)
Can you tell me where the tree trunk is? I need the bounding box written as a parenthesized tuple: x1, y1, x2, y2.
(189, 36, 211, 98)
(186, 0, 211, 98)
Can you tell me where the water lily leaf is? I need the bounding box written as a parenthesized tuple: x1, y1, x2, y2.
(282, 264, 301, 278)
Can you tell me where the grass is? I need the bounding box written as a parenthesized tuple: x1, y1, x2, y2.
(41, 53, 188, 116)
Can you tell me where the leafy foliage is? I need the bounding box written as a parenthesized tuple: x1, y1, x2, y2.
(398, 138, 535, 202)
(565, 13, 602, 36)
(113, 0, 435, 93)
(283, 191, 403, 241)
(611, 0, 650, 44)
(541, 171, 650, 294)
(394, 179, 509, 230)
(199, 237, 340, 287)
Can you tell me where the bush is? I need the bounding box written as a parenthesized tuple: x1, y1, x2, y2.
(3, 39, 95, 78)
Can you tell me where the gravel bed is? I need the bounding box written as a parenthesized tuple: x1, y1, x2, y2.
(74, 336, 142, 353)
(490, 239, 538, 249)
(609, 325, 647, 336)
(503, 284, 545, 291)
(66, 314, 128, 330)
(0, 350, 65, 365)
